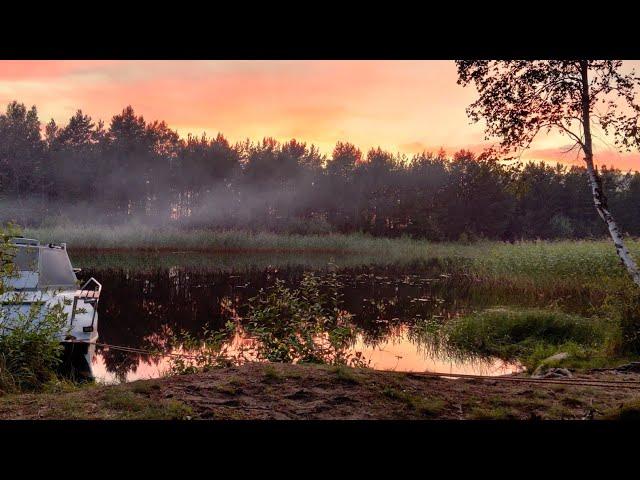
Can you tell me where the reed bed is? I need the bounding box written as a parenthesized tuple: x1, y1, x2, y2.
(26, 224, 640, 280)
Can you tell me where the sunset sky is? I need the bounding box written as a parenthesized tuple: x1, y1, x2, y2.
(1, 60, 639, 170)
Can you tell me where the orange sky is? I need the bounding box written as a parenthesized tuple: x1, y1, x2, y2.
(1, 60, 639, 170)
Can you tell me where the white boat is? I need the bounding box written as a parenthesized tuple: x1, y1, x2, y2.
(0, 237, 101, 380)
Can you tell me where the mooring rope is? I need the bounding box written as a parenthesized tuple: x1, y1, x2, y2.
(3, 326, 640, 390)
(70, 339, 210, 362)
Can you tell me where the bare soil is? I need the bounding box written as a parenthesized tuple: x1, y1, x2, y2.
(1, 363, 639, 420)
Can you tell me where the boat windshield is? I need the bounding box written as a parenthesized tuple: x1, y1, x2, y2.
(4, 246, 77, 291)
(39, 247, 77, 289)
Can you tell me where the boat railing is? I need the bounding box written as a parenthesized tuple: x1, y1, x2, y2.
(70, 277, 102, 332)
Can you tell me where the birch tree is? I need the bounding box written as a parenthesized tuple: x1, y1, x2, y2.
(456, 60, 640, 286)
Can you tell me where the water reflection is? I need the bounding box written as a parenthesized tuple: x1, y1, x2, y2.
(91, 327, 517, 384)
(76, 258, 522, 383)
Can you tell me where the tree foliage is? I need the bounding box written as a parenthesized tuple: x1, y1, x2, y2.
(1, 101, 640, 240)
(456, 60, 640, 284)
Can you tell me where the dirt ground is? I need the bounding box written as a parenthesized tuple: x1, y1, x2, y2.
(1, 362, 640, 420)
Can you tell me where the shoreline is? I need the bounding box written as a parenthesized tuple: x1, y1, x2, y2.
(1, 363, 638, 420)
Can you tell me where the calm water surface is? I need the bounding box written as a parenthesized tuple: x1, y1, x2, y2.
(71, 251, 522, 383)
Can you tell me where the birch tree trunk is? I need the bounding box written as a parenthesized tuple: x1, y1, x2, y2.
(580, 60, 640, 287)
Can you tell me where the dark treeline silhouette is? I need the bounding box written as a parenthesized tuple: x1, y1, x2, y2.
(1, 101, 639, 240)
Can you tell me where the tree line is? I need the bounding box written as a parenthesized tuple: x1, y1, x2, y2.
(1, 100, 639, 240)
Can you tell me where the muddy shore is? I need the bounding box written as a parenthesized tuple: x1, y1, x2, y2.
(1, 363, 639, 420)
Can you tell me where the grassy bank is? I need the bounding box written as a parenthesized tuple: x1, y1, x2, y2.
(444, 307, 625, 371)
(24, 225, 640, 277)
(1, 362, 639, 420)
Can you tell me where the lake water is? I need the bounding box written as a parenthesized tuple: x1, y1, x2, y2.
(71, 251, 522, 383)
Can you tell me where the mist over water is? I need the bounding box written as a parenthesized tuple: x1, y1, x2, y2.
(3, 100, 639, 239)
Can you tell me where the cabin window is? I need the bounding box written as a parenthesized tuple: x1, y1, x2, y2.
(14, 247, 39, 272)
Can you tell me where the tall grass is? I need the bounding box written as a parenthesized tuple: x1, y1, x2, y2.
(25, 224, 640, 275)
(27, 225, 640, 306)
(29, 224, 431, 256)
(445, 307, 609, 371)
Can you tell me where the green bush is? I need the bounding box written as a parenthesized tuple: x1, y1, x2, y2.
(0, 225, 68, 393)
(168, 322, 237, 375)
(0, 225, 19, 288)
(245, 272, 366, 366)
(0, 302, 68, 393)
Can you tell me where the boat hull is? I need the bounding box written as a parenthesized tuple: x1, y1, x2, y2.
(59, 340, 96, 381)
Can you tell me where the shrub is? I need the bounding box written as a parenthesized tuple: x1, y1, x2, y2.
(168, 322, 238, 375)
(245, 272, 367, 367)
(0, 302, 68, 393)
(0, 224, 19, 288)
(0, 224, 68, 393)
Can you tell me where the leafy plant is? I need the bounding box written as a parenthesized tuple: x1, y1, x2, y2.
(0, 224, 19, 293)
(167, 322, 238, 375)
(245, 272, 367, 367)
(1, 224, 71, 392)
(0, 301, 69, 392)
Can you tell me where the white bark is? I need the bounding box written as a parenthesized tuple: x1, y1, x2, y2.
(585, 165, 640, 286)
(580, 60, 640, 287)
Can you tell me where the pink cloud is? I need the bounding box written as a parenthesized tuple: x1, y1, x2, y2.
(0, 60, 639, 170)
(0, 60, 122, 81)
(399, 141, 493, 157)
(525, 146, 640, 172)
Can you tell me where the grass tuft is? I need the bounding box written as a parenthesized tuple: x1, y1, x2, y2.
(102, 388, 192, 419)
(469, 405, 518, 420)
(382, 386, 445, 416)
(446, 307, 607, 371)
(330, 365, 362, 384)
(604, 400, 640, 420)
(262, 365, 282, 382)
